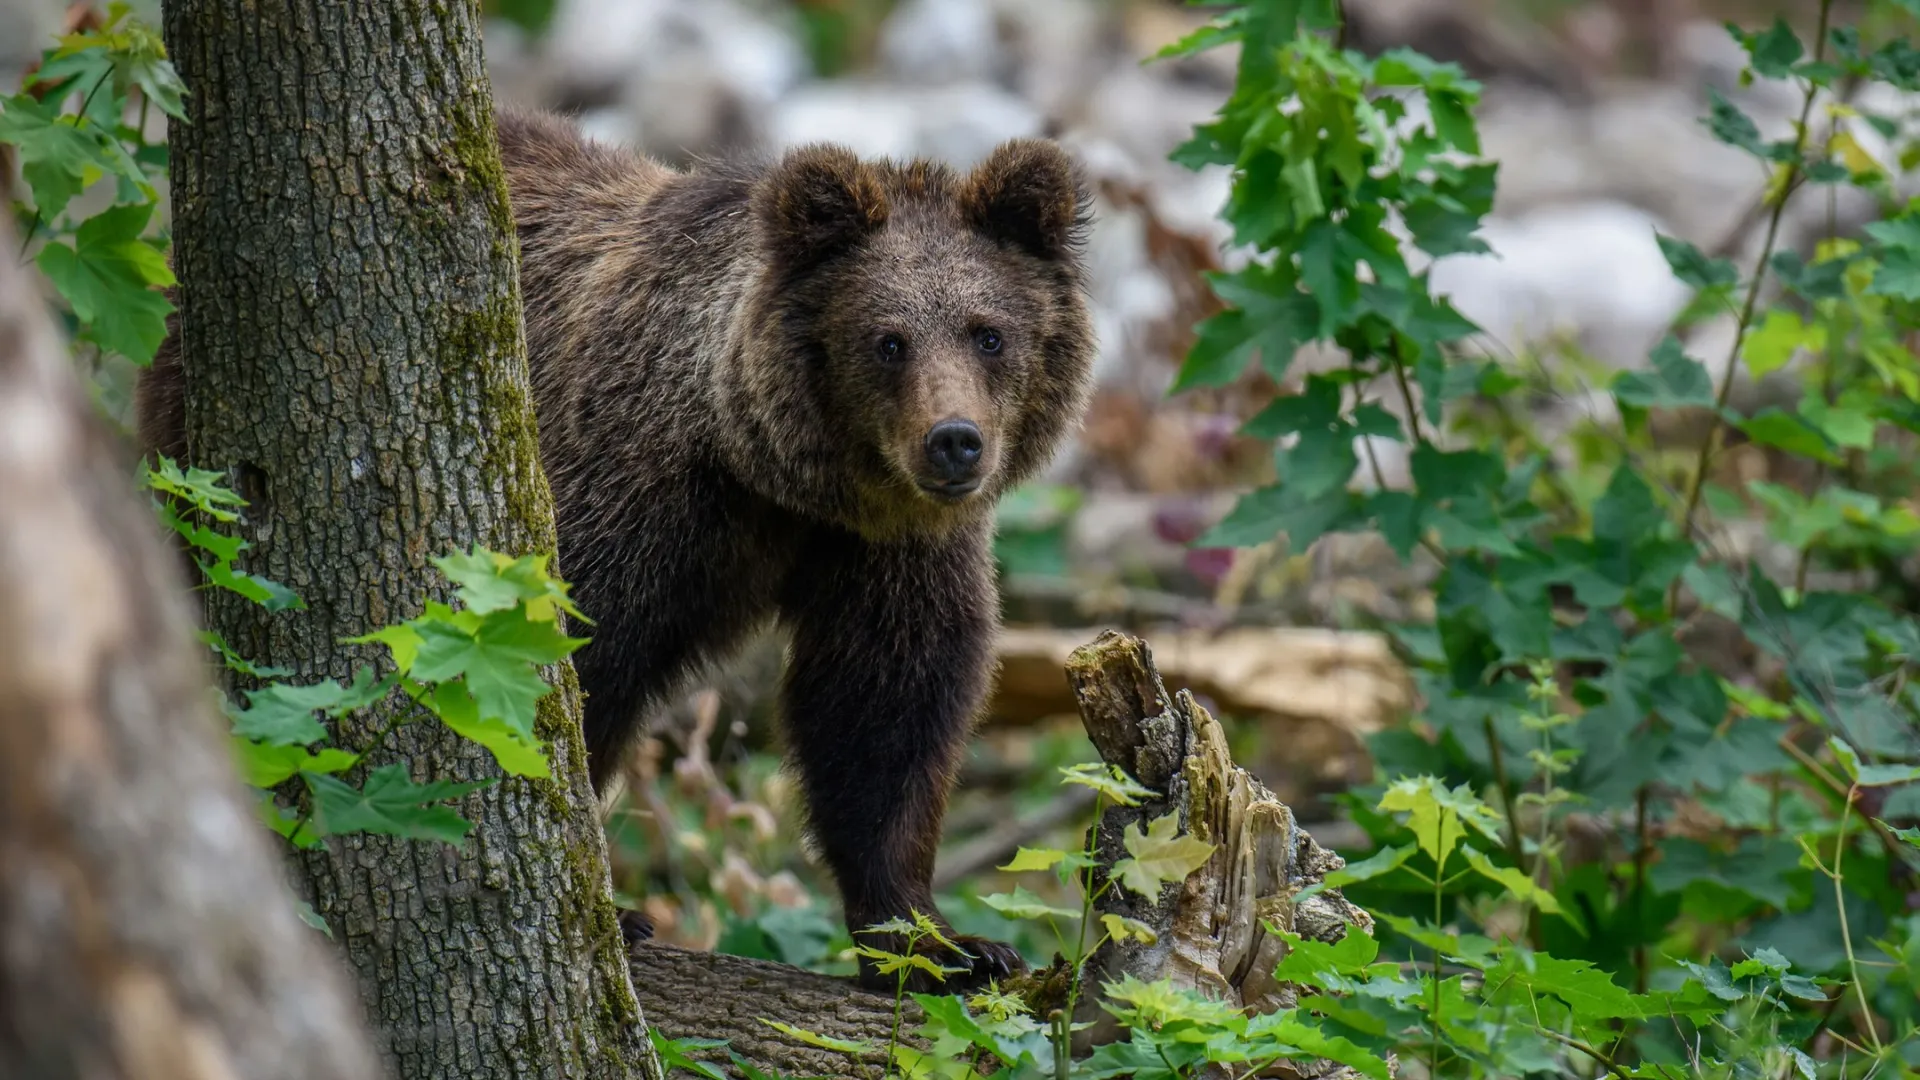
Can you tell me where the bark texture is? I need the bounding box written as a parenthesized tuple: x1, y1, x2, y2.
(160, 3, 654, 1077)
(0, 217, 384, 1079)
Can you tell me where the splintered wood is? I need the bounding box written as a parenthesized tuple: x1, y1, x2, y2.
(1066, 630, 1378, 1078)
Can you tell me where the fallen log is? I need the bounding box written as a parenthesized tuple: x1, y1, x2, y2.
(627, 629, 1376, 1079)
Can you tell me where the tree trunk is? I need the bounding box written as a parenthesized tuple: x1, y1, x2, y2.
(0, 216, 384, 1079)
(159, 3, 655, 1078)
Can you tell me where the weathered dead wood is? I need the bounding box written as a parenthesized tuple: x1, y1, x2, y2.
(628, 629, 1374, 1080)
(1065, 631, 1376, 1077)
(0, 220, 384, 1077)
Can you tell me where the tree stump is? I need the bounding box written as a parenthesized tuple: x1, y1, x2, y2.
(627, 629, 1375, 1079)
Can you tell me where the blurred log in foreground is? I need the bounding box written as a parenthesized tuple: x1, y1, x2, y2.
(0, 221, 383, 1078)
(628, 629, 1376, 1080)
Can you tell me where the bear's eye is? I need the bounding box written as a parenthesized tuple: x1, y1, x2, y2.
(975, 328, 1003, 354)
(876, 334, 906, 362)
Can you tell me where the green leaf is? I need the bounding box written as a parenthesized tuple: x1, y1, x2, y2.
(1058, 762, 1157, 806)
(409, 606, 586, 740)
(1738, 18, 1804, 78)
(998, 846, 1067, 873)
(649, 1032, 732, 1080)
(1462, 848, 1568, 920)
(1656, 234, 1738, 290)
(1111, 813, 1216, 898)
(1099, 913, 1159, 945)
(1770, 249, 1848, 301)
(229, 673, 390, 747)
(32, 200, 175, 363)
(759, 1019, 879, 1057)
(295, 900, 332, 938)
(428, 680, 551, 779)
(1740, 308, 1816, 377)
(1377, 777, 1504, 869)
(433, 546, 585, 623)
(1252, 1016, 1391, 1080)
(1174, 270, 1320, 391)
(1735, 408, 1840, 465)
(305, 765, 491, 845)
(1702, 88, 1766, 157)
(1869, 253, 1920, 300)
(1241, 375, 1342, 440)
(1484, 953, 1645, 1021)
(0, 94, 117, 219)
(1294, 842, 1415, 903)
(231, 739, 357, 789)
(199, 557, 306, 612)
(979, 886, 1077, 922)
(1612, 336, 1715, 410)
(1828, 737, 1920, 787)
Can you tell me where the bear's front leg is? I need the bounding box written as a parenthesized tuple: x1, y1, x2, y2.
(778, 522, 1024, 994)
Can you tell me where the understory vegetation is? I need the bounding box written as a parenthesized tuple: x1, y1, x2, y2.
(6, 0, 1920, 1076)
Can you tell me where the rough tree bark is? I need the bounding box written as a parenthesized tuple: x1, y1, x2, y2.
(159, 3, 655, 1077)
(622, 630, 1376, 1080)
(0, 217, 384, 1079)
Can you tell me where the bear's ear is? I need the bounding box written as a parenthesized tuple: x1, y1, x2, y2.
(958, 139, 1088, 262)
(754, 145, 890, 271)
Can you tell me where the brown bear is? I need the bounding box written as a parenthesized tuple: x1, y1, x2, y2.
(136, 105, 1097, 993)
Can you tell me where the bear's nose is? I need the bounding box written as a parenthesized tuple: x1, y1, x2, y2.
(924, 419, 984, 483)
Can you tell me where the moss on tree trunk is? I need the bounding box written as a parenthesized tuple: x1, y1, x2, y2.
(159, 2, 657, 1077)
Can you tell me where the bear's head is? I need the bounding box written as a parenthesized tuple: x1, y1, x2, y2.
(718, 139, 1096, 542)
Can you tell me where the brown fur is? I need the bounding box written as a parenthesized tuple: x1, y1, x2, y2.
(136, 105, 1096, 991)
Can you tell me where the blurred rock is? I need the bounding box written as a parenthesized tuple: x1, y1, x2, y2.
(766, 79, 1042, 168)
(1, 0, 60, 73)
(1426, 200, 1691, 371)
(875, 0, 1006, 87)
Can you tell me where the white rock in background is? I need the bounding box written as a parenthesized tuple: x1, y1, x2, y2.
(541, 0, 808, 160)
(876, 0, 1005, 86)
(1426, 200, 1691, 371)
(0, 0, 61, 73)
(767, 81, 1041, 169)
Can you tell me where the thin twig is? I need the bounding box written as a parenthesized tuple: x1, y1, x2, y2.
(1674, 0, 1835, 556)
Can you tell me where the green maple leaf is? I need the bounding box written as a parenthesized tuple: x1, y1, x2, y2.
(0, 94, 117, 219)
(305, 765, 491, 845)
(1612, 336, 1715, 410)
(1736, 408, 1840, 464)
(1740, 308, 1818, 378)
(1100, 913, 1159, 945)
(1462, 848, 1569, 921)
(1738, 17, 1804, 78)
(1377, 776, 1504, 869)
(428, 679, 551, 779)
(1867, 251, 1920, 300)
(433, 546, 586, 623)
(1172, 267, 1320, 390)
(1058, 762, 1157, 806)
(231, 739, 356, 789)
(1483, 953, 1645, 1021)
(228, 671, 392, 746)
(980, 886, 1078, 921)
(34, 200, 176, 363)
(1828, 737, 1920, 787)
(1251, 1017, 1391, 1080)
(409, 607, 585, 739)
(1111, 812, 1215, 898)
(998, 847, 1067, 872)
(1656, 233, 1738, 290)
